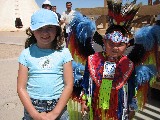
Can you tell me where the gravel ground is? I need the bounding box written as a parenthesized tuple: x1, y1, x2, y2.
(0, 44, 24, 59)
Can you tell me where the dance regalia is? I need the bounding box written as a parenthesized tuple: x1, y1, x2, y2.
(66, 1, 157, 119)
(131, 24, 160, 110)
(82, 52, 136, 120)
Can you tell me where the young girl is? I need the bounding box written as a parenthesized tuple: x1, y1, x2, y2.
(17, 9, 73, 120)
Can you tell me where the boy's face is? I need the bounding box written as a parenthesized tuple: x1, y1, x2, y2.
(103, 39, 127, 58)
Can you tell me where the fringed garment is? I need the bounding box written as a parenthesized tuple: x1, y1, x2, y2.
(82, 52, 135, 120)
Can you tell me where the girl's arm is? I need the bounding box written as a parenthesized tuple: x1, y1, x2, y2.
(47, 61, 73, 119)
(17, 63, 47, 119)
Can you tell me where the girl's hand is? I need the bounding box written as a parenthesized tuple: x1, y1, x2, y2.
(33, 112, 48, 120)
(46, 111, 59, 120)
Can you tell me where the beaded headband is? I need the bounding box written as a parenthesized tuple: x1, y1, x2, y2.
(104, 31, 129, 43)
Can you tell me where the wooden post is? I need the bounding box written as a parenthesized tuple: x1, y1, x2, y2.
(148, 0, 152, 5)
(103, 0, 107, 29)
(104, 0, 107, 7)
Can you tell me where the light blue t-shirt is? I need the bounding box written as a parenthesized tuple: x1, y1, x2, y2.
(18, 44, 73, 100)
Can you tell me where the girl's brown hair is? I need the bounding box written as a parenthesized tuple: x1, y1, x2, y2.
(25, 26, 64, 50)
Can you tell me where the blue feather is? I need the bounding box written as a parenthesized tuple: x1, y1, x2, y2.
(134, 25, 155, 51)
(135, 65, 157, 85)
(150, 25, 160, 45)
(72, 61, 85, 85)
(70, 11, 96, 45)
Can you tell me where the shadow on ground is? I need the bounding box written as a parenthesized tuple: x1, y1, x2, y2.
(134, 88, 160, 120)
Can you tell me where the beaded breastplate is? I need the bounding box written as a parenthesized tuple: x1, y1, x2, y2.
(88, 52, 134, 90)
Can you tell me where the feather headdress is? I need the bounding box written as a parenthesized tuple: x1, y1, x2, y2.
(105, 0, 140, 43)
(107, 0, 140, 30)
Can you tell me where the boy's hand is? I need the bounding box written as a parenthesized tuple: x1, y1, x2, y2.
(81, 100, 89, 115)
(129, 111, 135, 120)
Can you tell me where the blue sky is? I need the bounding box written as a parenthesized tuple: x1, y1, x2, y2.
(35, 0, 148, 14)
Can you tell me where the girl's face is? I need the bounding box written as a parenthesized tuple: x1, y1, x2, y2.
(103, 39, 127, 58)
(33, 25, 56, 49)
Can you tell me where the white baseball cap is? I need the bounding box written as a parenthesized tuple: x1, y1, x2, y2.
(43, 0, 52, 6)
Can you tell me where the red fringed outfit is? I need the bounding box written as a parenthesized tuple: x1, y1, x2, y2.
(83, 52, 135, 120)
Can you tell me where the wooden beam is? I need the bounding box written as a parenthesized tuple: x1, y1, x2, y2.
(132, 15, 151, 24)
(76, 4, 160, 16)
